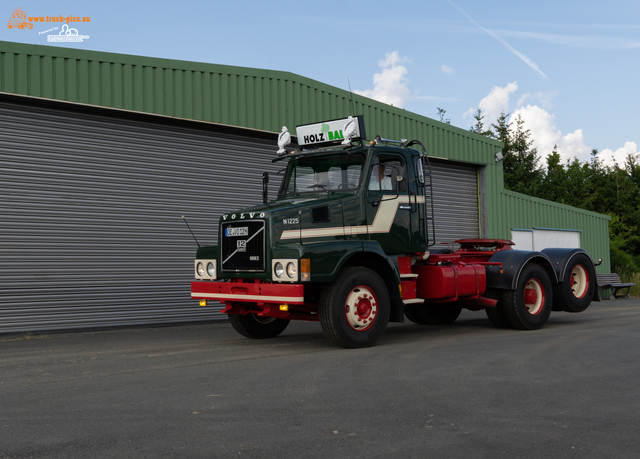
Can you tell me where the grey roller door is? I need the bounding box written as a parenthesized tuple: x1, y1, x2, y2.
(429, 159, 480, 244)
(0, 97, 282, 334)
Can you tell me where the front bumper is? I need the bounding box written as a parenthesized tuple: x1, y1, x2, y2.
(191, 281, 305, 305)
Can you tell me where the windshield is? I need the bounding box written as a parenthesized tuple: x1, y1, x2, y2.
(278, 153, 365, 196)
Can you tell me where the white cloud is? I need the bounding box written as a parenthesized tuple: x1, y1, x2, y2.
(464, 82, 518, 127)
(599, 141, 640, 166)
(516, 91, 557, 110)
(511, 105, 592, 165)
(468, 85, 638, 168)
(355, 51, 411, 108)
(511, 105, 639, 168)
(441, 64, 455, 75)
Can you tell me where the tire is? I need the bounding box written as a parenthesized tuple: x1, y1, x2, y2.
(484, 288, 510, 328)
(404, 304, 426, 324)
(417, 302, 462, 325)
(553, 254, 595, 313)
(319, 267, 390, 348)
(228, 312, 290, 339)
(502, 264, 553, 330)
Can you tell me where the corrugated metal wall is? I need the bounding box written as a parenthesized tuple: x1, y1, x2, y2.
(0, 41, 503, 166)
(496, 190, 611, 272)
(0, 96, 282, 333)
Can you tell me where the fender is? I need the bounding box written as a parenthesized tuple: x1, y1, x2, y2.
(541, 247, 594, 281)
(280, 240, 402, 286)
(359, 241, 403, 285)
(542, 247, 600, 302)
(274, 240, 365, 283)
(297, 239, 403, 322)
(487, 250, 558, 290)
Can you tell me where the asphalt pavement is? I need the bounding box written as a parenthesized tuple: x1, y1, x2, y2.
(1, 298, 639, 458)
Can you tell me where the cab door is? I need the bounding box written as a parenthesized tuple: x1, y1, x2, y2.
(365, 153, 413, 254)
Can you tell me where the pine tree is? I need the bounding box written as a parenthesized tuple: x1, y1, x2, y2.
(500, 114, 543, 196)
(469, 108, 493, 137)
(539, 146, 568, 203)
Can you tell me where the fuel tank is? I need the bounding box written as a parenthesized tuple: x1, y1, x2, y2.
(414, 264, 486, 300)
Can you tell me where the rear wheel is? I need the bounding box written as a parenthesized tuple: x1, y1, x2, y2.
(417, 302, 462, 325)
(484, 288, 510, 328)
(319, 267, 390, 348)
(502, 264, 553, 330)
(485, 305, 510, 328)
(228, 312, 290, 339)
(553, 254, 595, 313)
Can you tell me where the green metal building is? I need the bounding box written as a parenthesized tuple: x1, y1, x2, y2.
(0, 41, 610, 333)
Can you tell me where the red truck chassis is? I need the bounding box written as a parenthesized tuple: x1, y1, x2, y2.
(191, 239, 514, 321)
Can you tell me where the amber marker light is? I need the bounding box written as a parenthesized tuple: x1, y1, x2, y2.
(279, 304, 289, 311)
(199, 300, 207, 307)
(398, 284, 403, 298)
(300, 258, 311, 281)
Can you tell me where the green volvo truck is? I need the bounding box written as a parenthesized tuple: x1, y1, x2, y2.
(191, 116, 599, 348)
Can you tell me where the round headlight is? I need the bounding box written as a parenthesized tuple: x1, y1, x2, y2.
(196, 262, 205, 277)
(286, 262, 297, 279)
(274, 262, 284, 278)
(206, 262, 216, 277)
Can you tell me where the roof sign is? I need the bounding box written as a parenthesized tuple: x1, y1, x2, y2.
(296, 115, 365, 147)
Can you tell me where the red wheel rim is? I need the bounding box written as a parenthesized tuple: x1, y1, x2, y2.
(345, 286, 378, 331)
(524, 278, 545, 315)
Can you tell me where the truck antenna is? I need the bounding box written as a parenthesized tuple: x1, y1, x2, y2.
(181, 216, 201, 247)
(347, 78, 356, 115)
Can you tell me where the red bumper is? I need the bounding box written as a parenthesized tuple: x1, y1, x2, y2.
(191, 281, 305, 305)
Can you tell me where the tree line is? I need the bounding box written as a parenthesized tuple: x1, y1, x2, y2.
(469, 108, 640, 273)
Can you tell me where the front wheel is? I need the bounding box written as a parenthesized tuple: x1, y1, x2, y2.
(502, 264, 553, 330)
(319, 267, 390, 348)
(228, 312, 290, 339)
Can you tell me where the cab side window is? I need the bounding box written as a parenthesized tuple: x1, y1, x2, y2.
(368, 156, 405, 192)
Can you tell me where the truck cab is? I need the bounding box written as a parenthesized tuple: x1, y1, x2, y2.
(191, 116, 598, 348)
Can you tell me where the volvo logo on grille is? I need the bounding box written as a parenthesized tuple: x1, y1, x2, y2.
(226, 227, 249, 237)
(237, 240, 247, 252)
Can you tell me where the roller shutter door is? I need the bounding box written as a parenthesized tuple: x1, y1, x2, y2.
(429, 159, 480, 244)
(0, 97, 282, 334)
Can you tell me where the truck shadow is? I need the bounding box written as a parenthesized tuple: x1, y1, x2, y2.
(251, 312, 598, 350)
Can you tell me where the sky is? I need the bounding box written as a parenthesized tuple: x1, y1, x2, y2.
(2, 0, 639, 167)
